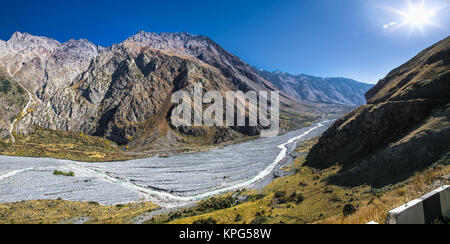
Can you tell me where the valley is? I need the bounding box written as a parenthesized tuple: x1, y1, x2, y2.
(0, 30, 448, 225)
(0, 120, 334, 209)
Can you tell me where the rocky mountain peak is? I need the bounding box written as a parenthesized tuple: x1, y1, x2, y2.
(6, 31, 61, 53)
(125, 31, 214, 58)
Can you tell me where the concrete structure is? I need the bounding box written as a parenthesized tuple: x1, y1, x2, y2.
(386, 185, 450, 224)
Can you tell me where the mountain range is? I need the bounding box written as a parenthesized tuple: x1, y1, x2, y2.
(0, 31, 372, 149)
(255, 69, 373, 106)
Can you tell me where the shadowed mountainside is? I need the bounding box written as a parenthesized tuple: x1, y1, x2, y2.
(306, 36, 450, 188)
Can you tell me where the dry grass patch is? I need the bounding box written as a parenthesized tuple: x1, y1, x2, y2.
(0, 200, 158, 224)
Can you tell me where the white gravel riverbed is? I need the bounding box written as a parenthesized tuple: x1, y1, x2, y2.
(0, 120, 333, 208)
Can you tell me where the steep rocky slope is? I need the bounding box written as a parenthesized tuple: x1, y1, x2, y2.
(0, 31, 322, 149)
(17, 42, 238, 146)
(126, 31, 280, 94)
(255, 69, 373, 105)
(306, 36, 450, 188)
(0, 70, 28, 138)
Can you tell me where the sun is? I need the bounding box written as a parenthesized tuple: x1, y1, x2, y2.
(402, 4, 435, 27)
(380, 0, 445, 35)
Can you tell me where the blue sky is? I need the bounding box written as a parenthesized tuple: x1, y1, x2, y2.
(1, 0, 449, 84)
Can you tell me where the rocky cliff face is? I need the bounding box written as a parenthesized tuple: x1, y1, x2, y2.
(306, 36, 450, 188)
(126, 31, 280, 94)
(17, 42, 238, 146)
(0, 31, 314, 148)
(255, 69, 373, 106)
(0, 71, 28, 138)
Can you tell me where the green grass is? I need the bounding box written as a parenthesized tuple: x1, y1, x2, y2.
(53, 170, 75, 177)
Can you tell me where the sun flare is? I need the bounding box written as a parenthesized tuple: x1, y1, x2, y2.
(381, 0, 445, 35)
(402, 4, 435, 27)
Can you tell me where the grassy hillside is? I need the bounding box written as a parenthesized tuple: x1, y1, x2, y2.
(0, 129, 136, 162)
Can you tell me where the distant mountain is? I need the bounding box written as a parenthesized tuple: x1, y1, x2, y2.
(254, 69, 373, 106)
(0, 31, 319, 148)
(306, 36, 450, 188)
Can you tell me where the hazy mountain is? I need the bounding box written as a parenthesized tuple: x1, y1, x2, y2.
(306, 36, 450, 188)
(254, 69, 373, 106)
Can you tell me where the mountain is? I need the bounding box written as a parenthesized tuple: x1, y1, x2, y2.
(305, 36, 450, 188)
(0, 31, 319, 149)
(255, 69, 373, 106)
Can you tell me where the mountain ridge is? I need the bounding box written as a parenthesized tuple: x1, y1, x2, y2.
(0, 31, 364, 149)
(0, 31, 320, 148)
(254, 68, 373, 106)
(306, 36, 450, 188)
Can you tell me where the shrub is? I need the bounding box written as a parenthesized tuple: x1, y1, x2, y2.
(0, 78, 11, 94)
(292, 192, 305, 204)
(53, 170, 75, 177)
(343, 204, 357, 217)
(249, 193, 267, 201)
(193, 217, 217, 225)
(17, 85, 25, 95)
(250, 216, 269, 224)
(273, 191, 304, 205)
(234, 214, 243, 222)
(274, 191, 286, 199)
(168, 212, 183, 221)
(198, 196, 237, 211)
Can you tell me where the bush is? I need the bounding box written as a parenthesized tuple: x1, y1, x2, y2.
(249, 193, 266, 201)
(0, 78, 11, 94)
(274, 191, 286, 199)
(193, 217, 217, 225)
(292, 192, 305, 204)
(53, 170, 75, 177)
(234, 214, 243, 222)
(17, 85, 25, 95)
(198, 196, 237, 211)
(274, 191, 304, 205)
(343, 204, 356, 217)
(250, 216, 269, 224)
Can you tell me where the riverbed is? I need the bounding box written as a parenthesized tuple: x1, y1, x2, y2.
(0, 120, 334, 208)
